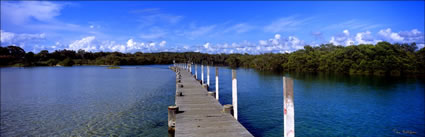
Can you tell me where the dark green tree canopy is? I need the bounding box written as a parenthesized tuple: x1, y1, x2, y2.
(1, 42, 424, 76)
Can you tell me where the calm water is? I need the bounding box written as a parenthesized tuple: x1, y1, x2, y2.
(1, 65, 424, 137)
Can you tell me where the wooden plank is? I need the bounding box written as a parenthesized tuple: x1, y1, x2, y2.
(172, 66, 253, 137)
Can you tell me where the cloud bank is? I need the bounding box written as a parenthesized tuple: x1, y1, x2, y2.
(328, 28, 424, 49)
(2, 27, 424, 54)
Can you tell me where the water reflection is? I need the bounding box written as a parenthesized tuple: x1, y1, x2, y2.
(1, 66, 423, 137)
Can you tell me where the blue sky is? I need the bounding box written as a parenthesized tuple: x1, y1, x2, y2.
(1, 1, 424, 54)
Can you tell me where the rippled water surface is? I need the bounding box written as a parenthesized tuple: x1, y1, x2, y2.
(1, 65, 175, 136)
(193, 66, 424, 137)
(1, 65, 424, 137)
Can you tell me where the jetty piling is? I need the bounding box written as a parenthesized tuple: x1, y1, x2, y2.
(207, 65, 210, 87)
(223, 104, 233, 116)
(189, 63, 192, 73)
(195, 64, 197, 79)
(201, 64, 204, 84)
(283, 77, 295, 137)
(232, 69, 238, 120)
(215, 67, 219, 100)
(208, 91, 215, 98)
(168, 105, 178, 132)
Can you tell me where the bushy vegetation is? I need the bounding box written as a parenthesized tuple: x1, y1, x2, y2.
(1, 41, 424, 75)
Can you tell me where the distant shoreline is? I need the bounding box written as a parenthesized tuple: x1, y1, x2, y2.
(1, 42, 425, 76)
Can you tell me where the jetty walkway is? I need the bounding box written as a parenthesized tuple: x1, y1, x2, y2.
(168, 66, 253, 137)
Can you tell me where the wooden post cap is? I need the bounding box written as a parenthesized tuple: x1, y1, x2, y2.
(168, 105, 179, 111)
(223, 104, 233, 115)
(202, 84, 208, 90)
(176, 91, 183, 96)
(208, 92, 215, 97)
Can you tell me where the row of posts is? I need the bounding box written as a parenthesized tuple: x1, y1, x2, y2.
(171, 62, 238, 118)
(170, 61, 295, 137)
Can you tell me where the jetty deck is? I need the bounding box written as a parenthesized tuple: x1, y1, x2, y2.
(171, 66, 253, 137)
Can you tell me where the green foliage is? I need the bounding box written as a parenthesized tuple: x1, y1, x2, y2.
(45, 59, 59, 66)
(1, 42, 424, 76)
(225, 55, 240, 68)
(0, 46, 25, 65)
(59, 57, 74, 66)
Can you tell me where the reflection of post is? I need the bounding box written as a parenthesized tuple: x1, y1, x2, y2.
(207, 65, 210, 86)
(201, 64, 204, 84)
(283, 77, 295, 137)
(195, 64, 197, 79)
(215, 67, 219, 100)
(232, 69, 238, 120)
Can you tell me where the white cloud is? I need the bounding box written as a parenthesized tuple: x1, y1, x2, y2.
(399, 29, 424, 44)
(323, 20, 381, 31)
(65, 37, 169, 53)
(1, 1, 62, 25)
(159, 41, 167, 47)
(139, 27, 167, 39)
(5, 27, 425, 54)
(68, 36, 97, 51)
(126, 39, 136, 48)
(378, 28, 404, 42)
(343, 29, 350, 36)
(186, 25, 216, 38)
(259, 40, 267, 46)
(264, 16, 314, 33)
(214, 34, 306, 54)
(223, 23, 254, 34)
(329, 30, 354, 46)
(149, 42, 156, 47)
(275, 34, 281, 39)
(181, 34, 306, 54)
(203, 42, 210, 49)
(1, 1, 93, 36)
(355, 31, 378, 44)
(0, 30, 46, 47)
(0, 30, 15, 43)
(329, 28, 424, 47)
(140, 33, 166, 39)
(133, 8, 183, 28)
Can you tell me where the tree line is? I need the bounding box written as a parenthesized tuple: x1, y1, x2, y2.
(1, 41, 424, 76)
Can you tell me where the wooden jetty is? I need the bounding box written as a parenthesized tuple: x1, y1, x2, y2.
(169, 65, 253, 137)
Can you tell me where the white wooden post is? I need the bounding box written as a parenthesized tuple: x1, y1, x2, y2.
(283, 77, 295, 137)
(232, 69, 238, 120)
(207, 65, 210, 86)
(195, 64, 198, 79)
(189, 63, 192, 73)
(215, 67, 219, 100)
(201, 64, 204, 84)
